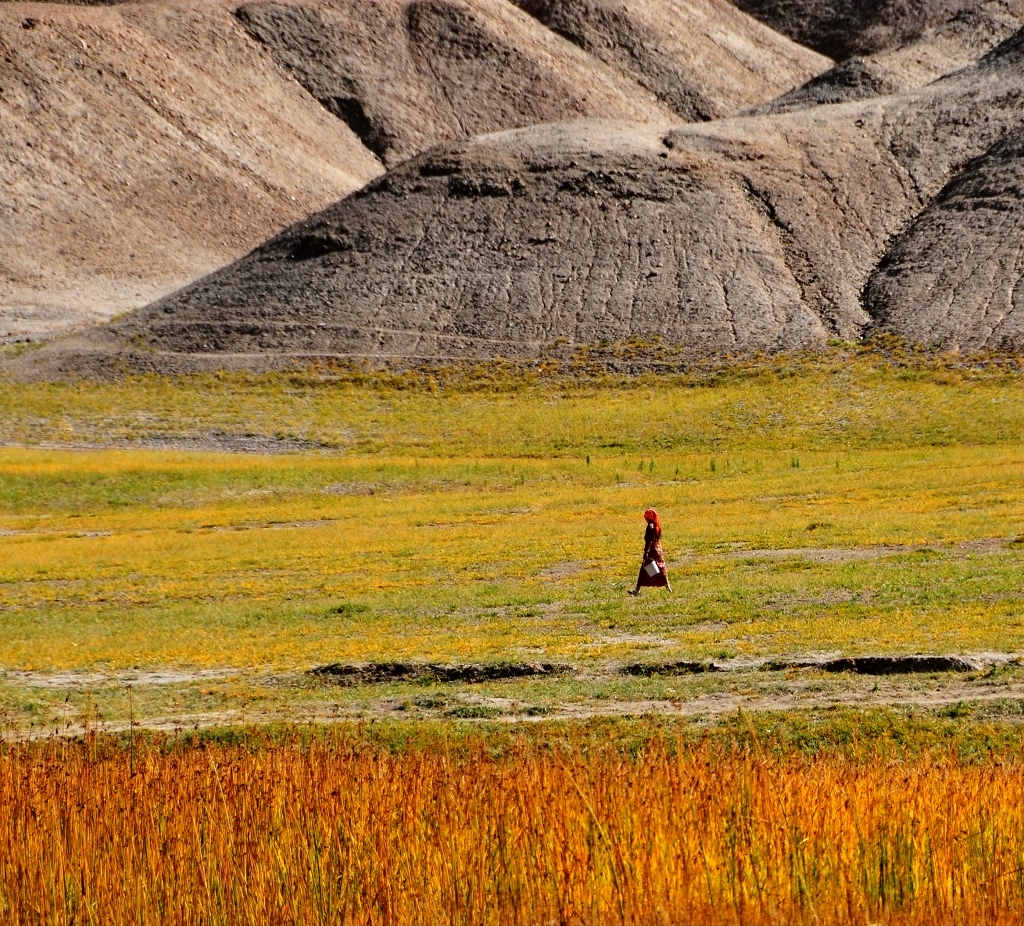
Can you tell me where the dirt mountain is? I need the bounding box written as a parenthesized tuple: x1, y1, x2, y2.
(871, 0, 1024, 81)
(865, 131, 1024, 351)
(0, 0, 382, 342)
(864, 36, 1024, 351)
(728, 0, 1011, 58)
(22, 28, 1021, 376)
(232, 0, 826, 166)
(748, 0, 1024, 114)
(7, 2, 1024, 375)
(231, 0, 672, 170)
(508, 0, 828, 120)
(1, 0, 826, 345)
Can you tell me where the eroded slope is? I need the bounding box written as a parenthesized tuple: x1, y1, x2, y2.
(2, 0, 829, 344)
(0, 0, 383, 342)
(729, 0, 990, 58)
(231, 0, 677, 169)
(26, 33, 1019, 375)
(510, 0, 828, 120)
(748, 0, 1024, 114)
(865, 129, 1024, 350)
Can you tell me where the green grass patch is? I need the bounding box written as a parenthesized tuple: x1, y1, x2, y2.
(12, 705, 1024, 764)
(2, 350, 1024, 732)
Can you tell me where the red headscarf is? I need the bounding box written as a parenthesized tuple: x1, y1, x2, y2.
(643, 508, 661, 536)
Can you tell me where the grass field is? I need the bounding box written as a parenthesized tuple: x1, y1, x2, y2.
(3, 348, 1024, 923)
(2, 349, 1024, 732)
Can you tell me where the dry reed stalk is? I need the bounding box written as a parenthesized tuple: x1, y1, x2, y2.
(0, 738, 1022, 924)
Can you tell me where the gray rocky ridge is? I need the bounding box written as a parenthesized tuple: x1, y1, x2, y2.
(0, 0, 826, 343)
(3, 2, 1023, 374)
(865, 128, 1024, 350)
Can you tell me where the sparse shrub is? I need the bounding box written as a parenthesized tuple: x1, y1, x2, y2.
(327, 603, 371, 617)
(444, 704, 500, 719)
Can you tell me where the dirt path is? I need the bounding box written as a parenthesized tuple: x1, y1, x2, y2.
(0, 667, 241, 690)
(5, 654, 1022, 740)
(12, 675, 1024, 742)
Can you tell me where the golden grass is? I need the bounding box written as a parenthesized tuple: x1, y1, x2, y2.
(3, 735, 1024, 925)
(4, 347, 1024, 458)
(3, 353, 1024, 923)
(2, 351, 1024, 733)
(2, 442, 1024, 673)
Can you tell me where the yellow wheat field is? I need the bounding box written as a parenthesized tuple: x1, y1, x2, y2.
(3, 737, 1024, 925)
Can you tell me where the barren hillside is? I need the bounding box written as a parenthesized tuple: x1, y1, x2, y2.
(0, 0, 382, 341)
(862, 30, 1024, 350)
(4, 1, 1023, 375)
(509, 0, 828, 120)
(20, 26, 1021, 376)
(729, 0, 1022, 58)
(748, 0, 1023, 113)
(864, 89, 1023, 346)
(1, 0, 825, 344)
(231, 0, 674, 169)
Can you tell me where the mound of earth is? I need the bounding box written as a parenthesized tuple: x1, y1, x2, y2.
(20, 30, 1021, 377)
(728, 0, 1017, 58)
(1, 0, 829, 345)
(232, 0, 675, 169)
(509, 0, 828, 121)
(864, 128, 1024, 350)
(7, 2, 1024, 372)
(0, 1, 141, 5)
(0, 0, 382, 342)
(872, 0, 1024, 82)
(749, 0, 1024, 114)
(620, 653, 1004, 675)
(748, 56, 903, 114)
(976, 14, 1024, 61)
(310, 661, 572, 685)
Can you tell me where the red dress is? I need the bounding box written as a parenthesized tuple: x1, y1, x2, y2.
(636, 524, 669, 588)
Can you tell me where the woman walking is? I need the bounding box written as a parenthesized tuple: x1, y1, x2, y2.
(629, 507, 671, 595)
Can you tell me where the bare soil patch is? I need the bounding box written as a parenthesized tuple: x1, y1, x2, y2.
(524, 680, 1024, 724)
(537, 561, 587, 580)
(1, 667, 239, 690)
(717, 537, 1015, 564)
(0, 431, 338, 455)
(8, 655, 1024, 740)
(583, 632, 678, 648)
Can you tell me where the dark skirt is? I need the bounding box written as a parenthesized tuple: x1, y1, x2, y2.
(636, 553, 668, 588)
